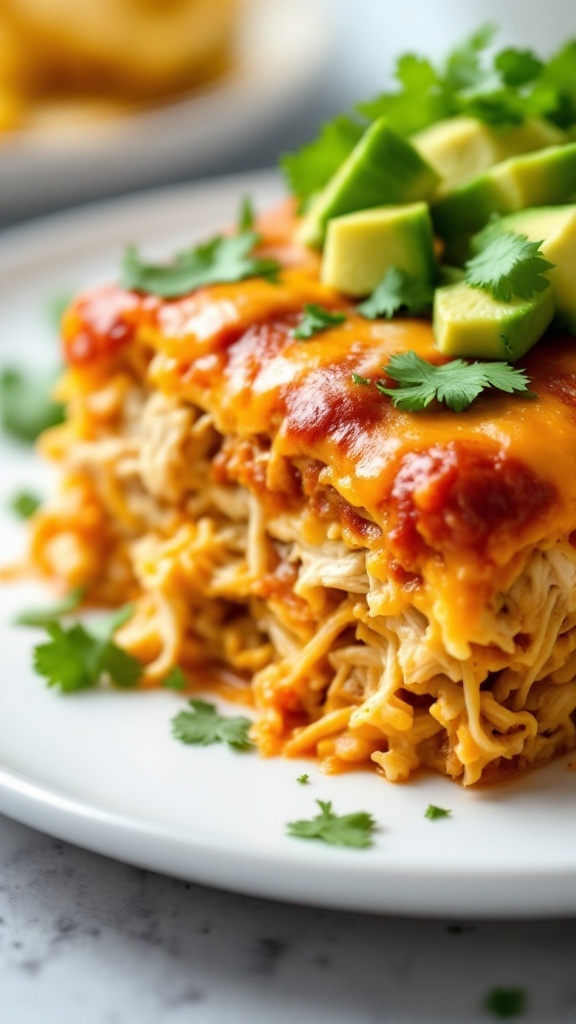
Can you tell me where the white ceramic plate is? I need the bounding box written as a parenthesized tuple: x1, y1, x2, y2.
(1, 172, 576, 919)
(0, 0, 330, 219)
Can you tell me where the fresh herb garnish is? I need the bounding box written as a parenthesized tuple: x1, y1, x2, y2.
(296, 773, 310, 785)
(375, 351, 534, 412)
(357, 52, 449, 135)
(466, 229, 555, 301)
(281, 115, 364, 206)
(484, 987, 527, 1019)
(162, 666, 188, 691)
(359, 27, 576, 130)
(494, 48, 544, 88)
(292, 304, 346, 339)
(0, 367, 64, 443)
(358, 268, 434, 320)
(287, 799, 377, 848)
(8, 490, 42, 519)
(282, 29, 576, 205)
(171, 699, 253, 750)
(351, 373, 371, 386)
(237, 195, 255, 232)
(122, 231, 280, 299)
(424, 804, 452, 820)
(15, 586, 85, 627)
(33, 604, 140, 693)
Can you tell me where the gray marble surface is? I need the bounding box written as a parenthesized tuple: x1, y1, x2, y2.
(2, 812, 576, 1024)
(3, 2, 576, 1021)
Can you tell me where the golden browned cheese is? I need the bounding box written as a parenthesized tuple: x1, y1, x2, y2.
(58, 220, 576, 660)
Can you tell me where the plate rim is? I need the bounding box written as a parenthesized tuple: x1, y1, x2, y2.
(2, 760, 576, 920)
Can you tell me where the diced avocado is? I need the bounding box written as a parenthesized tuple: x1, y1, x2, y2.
(298, 117, 439, 250)
(482, 205, 576, 332)
(413, 116, 565, 193)
(433, 279, 554, 360)
(320, 202, 436, 297)
(432, 143, 576, 261)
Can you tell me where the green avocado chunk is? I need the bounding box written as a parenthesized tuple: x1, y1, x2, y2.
(482, 205, 576, 332)
(321, 202, 436, 297)
(298, 118, 439, 250)
(433, 279, 554, 360)
(413, 116, 565, 193)
(432, 143, 576, 261)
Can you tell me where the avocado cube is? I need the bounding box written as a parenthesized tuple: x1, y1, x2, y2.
(413, 116, 565, 193)
(299, 117, 439, 250)
(432, 143, 576, 261)
(321, 202, 436, 297)
(433, 279, 554, 361)
(484, 205, 576, 332)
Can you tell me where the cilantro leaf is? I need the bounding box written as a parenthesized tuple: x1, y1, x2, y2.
(292, 304, 346, 339)
(351, 373, 371, 386)
(0, 367, 64, 444)
(296, 773, 309, 785)
(33, 605, 140, 692)
(466, 229, 554, 301)
(284, 29, 576, 208)
(358, 268, 434, 320)
(424, 804, 452, 820)
(162, 666, 188, 691)
(171, 699, 253, 750)
(8, 489, 41, 519)
(444, 23, 496, 93)
(376, 351, 534, 412)
(99, 640, 142, 689)
(286, 799, 376, 848)
(484, 987, 527, 1019)
(122, 231, 280, 299)
(494, 48, 543, 88)
(34, 623, 102, 692)
(357, 54, 449, 136)
(280, 115, 364, 206)
(15, 585, 85, 627)
(237, 195, 255, 232)
(535, 40, 576, 128)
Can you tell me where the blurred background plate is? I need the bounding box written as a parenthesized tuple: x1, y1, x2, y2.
(0, 0, 331, 222)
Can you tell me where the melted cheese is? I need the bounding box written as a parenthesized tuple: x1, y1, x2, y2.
(61, 236, 576, 657)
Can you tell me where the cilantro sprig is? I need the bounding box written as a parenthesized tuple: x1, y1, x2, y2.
(8, 489, 42, 519)
(237, 195, 255, 232)
(286, 799, 377, 848)
(171, 699, 253, 750)
(424, 804, 452, 820)
(358, 268, 434, 320)
(355, 351, 533, 412)
(122, 230, 280, 299)
(292, 304, 346, 339)
(282, 29, 576, 203)
(465, 228, 555, 301)
(281, 116, 364, 207)
(162, 666, 189, 691)
(0, 366, 64, 444)
(33, 605, 141, 693)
